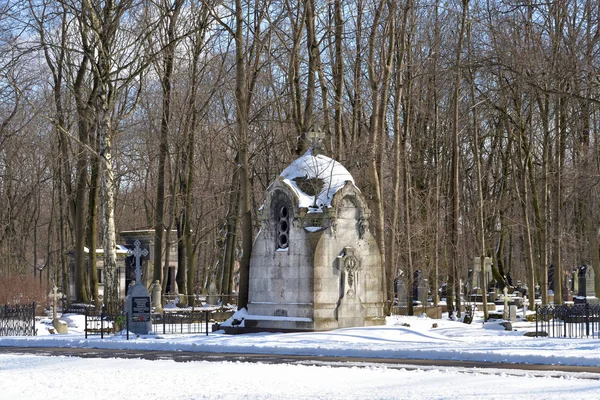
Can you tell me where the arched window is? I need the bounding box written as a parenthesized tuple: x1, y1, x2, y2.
(277, 205, 290, 249)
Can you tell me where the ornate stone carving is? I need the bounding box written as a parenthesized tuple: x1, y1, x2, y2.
(357, 218, 369, 239)
(339, 247, 361, 298)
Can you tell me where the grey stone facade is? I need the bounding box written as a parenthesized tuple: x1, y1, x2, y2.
(246, 150, 386, 331)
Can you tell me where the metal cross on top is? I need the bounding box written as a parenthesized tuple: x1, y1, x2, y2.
(128, 240, 148, 285)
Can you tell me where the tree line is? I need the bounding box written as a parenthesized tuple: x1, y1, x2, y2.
(1, 0, 599, 316)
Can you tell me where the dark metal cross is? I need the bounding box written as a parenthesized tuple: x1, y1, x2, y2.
(128, 240, 148, 285)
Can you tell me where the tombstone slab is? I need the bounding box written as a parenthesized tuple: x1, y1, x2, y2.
(52, 318, 68, 334)
(151, 280, 162, 312)
(207, 282, 218, 306)
(586, 265, 596, 298)
(508, 305, 518, 322)
(575, 265, 599, 304)
(126, 284, 152, 335)
(125, 240, 152, 335)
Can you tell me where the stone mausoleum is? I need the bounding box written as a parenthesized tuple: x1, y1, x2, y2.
(245, 147, 386, 331)
(67, 229, 178, 302)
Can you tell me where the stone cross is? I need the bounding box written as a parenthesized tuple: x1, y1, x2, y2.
(502, 286, 509, 320)
(128, 240, 148, 285)
(307, 128, 325, 154)
(522, 297, 529, 320)
(49, 285, 61, 320)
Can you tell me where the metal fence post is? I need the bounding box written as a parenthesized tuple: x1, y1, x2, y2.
(32, 302, 36, 336)
(586, 303, 590, 338)
(535, 304, 538, 336)
(126, 312, 129, 340)
(163, 310, 166, 335)
(563, 307, 567, 338)
(205, 310, 209, 336)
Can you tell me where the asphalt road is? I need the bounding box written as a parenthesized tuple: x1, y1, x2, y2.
(2, 346, 600, 379)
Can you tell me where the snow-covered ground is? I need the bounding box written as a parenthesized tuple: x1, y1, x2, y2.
(1, 311, 599, 399)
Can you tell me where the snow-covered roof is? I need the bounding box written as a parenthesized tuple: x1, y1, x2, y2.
(280, 148, 354, 211)
(83, 245, 130, 254)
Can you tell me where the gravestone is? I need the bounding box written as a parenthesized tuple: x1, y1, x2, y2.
(49, 285, 68, 334)
(548, 264, 554, 293)
(571, 267, 579, 296)
(585, 266, 596, 298)
(502, 286, 509, 320)
(574, 265, 599, 305)
(522, 297, 529, 320)
(207, 281, 218, 306)
(151, 280, 162, 312)
(412, 271, 428, 306)
(508, 305, 518, 322)
(469, 257, 492, 301)
(395, 277, 408, 307)
(125, 240, 152, 335)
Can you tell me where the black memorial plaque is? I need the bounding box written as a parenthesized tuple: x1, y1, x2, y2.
(131, 296, 150, 320)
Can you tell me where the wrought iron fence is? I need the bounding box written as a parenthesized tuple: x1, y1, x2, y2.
(78, 298, 234, 339)
(162, 294, 238, 308)
(65, 303, 98, 315)
(0, 302, 36, 336)
(152, 310, 210, 335)
(83, 308, 218, 338)
(84, 310, 129, 339)
(536, 303, 600, 338)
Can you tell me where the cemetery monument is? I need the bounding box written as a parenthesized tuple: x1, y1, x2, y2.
(574, 264, 599, 305)
(125, 240, 152, 335)
(241, 135, 386, 332)
(468, 256, 492, 302)
(49, 284, 68, 334)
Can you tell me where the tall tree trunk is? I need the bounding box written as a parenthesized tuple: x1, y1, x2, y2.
(350, 0, 363, 149)
(333, 0, 344, 160)
(87, 153, 101, 306)
(222, 161, 240, 296)
(367, 0, 393, 307)
(467, 14, 488, 320)
(448, 0, 469, 318)
(235, 0, 251, 309)
(99, 110, 118, 313)
(154, 1, 183, 288)
(389, 1, 411, 315)
(74, 131, 90, 303)
(552, 94, 564, 304)
(432, 0, 441, 307)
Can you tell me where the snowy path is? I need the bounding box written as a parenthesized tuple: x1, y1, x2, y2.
(1, 353, 599, 400)
(2, 314, 600, 398)
(2, 345, 600, 378)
